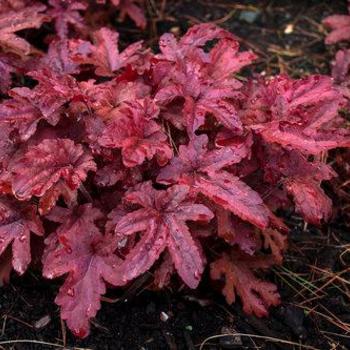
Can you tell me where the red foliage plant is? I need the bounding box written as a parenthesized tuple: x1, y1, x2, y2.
(323, 0, 350, 105)
(323, 1, 350, 45)
(0, 0, 349, 338)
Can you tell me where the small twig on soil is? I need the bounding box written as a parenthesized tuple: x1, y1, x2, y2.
(212, 9, 236, 25)
(60, 317, 67, 348)
(298, 305, 350, 333)
(198, 333, 320, 350)
(0, 316, 6, 337)
(320, 330, 350, 339)
(100, 296, 121, 303)
(5, 315, 34, 329)
(0, 339, 92, 350)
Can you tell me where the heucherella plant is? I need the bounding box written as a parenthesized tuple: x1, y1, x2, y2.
(323, 1, 350, 45)
(323, 0, 350, 105)
(0, 0, 349, 338)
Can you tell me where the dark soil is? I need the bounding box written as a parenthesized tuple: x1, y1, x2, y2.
(1, 1, 350, 349)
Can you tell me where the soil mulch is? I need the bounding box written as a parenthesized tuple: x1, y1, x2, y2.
(1, 1, 350, 349)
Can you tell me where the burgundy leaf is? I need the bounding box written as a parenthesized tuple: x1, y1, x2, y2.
(112, 182, 213, 288)
(38, 180, 77, 215)
(41, 39, 81, 75)
(0, 4, 49, 57)
(262, 146, 336, 225)
(116, 0, 146, 29)
(153, 252, 175, 289)
(323, 6, 350, 45)
(99, 98, 172, 167)
(3, 69, 77, 144)
(43, 204, 122, 338)
(0, 197, 43, 274)
(210, 250, 280, 317)
(286, 179, 332, 225)
(216, 209, 258, 255)
(158, 23, 236, 62)
(0, 54, 21, 93)
(158, 134, 270, 228)
(332, 49, 350, 101)
(240, 75, 349, 154)
(48, 0, 87, 39)
(9, 138, 96, 201)
(82, 27, 143, 77)
(154, 24, 255, 136)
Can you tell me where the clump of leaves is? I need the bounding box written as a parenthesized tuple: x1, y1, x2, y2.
(332, 49, 350, 103)
(323, 1, 350, 45)
(323, 0, 350, 106)
(0, 0, 349, 338)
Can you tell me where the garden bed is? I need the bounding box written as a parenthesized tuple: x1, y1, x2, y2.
(1, 0, 350, 349)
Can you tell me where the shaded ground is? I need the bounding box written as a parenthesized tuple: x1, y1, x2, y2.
(1, 1, 350, 349)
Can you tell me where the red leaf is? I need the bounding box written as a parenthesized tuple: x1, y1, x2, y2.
(48, 0, 87, 39)
(262, 146, 335, 224)
(0, 197, 43, 274)
(38, 180, 77, 215)
(216, 209, 258, 255)
(0, 97, 43, 142)
(210, 250, 280, 317)
(116, 0, 146, 29)
(332, 49, 350, 101)
(4, 68, 77, 142)
(82, 27, 143, 77)
(0, 4, 49, 57)
(99, 98, 172, 167)
(158, 134, 270, 228)
(0, 54, 21, 93)
(154, 24, 255, 136)
(0, 247, 12, 286)
(286, 179, 332, 225)
(153, 252, 175, 289)
(158, 23, 236, 62)
(241, 75, 349, 154)
(23, 68, 77, 119)
(112, 182, 213, 288)
(260, 228, 287, 265)
(41, 39, 81, 75)
(43, 204, 122, 338)
(9, 138, 96, 201)
(323, 7, 350, 45)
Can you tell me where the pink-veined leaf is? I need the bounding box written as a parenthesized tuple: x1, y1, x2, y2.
(157, 134, 270, 228)
(43, 204, 122, 338)
(216, 209, 258, 255)
(240, 75, 349, 154)
(285, 178, 332, 225)
(48, 0, 87, 39)
(262, 146, 336, 225)
(154, 24, 256, 136)
(152, 252, 175, 289)
(0, 4, 49, 57)
(0, 53, 22, 93)
(80, 27, 143, 77)
(210, 250, 280, 317)
(332, 49, 350, 101)
(112, 182, 214, 288)
(40, 39, 81, 75)
(4, 67, 78, 143)
(9, 138, 96, 202)
(99, 98, 172, 167)
(157, 23, 236, 62)
(323, 6, 350, 45)
(116, 0, 146, 29)
(0, 197, 43, 275)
